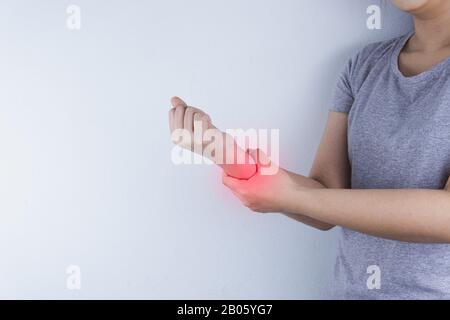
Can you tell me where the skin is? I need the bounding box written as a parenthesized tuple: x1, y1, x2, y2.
(169, 97, 257, 180)
(168, 0, 450, 243)
(393, 0, 450, 76)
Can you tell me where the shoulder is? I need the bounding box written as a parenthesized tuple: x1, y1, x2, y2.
(340, 33, 410, 92)
(355, 35, 402, 62)
(347, 34, 407, 75)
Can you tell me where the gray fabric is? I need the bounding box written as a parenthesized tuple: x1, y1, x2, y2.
(330, 31, 450, 299)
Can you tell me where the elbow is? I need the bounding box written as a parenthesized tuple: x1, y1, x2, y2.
(316, 224, 336, 232)
(439, 228, 450, 244)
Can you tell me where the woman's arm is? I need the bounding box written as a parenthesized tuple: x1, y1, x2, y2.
(168, 98, 349, 231)
(285, 186, 450, 243)
(278, 174, 332, 230)
(223, 141, 450, 244)
(281, 112, 351, 230)
(169, 97, 257, 179)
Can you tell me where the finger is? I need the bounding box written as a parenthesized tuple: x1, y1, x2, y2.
(257, 149, 272, 166)
(201, 114, 213, 131)
(169, 108, 176, 132)
(193, 112, 204, 144)
(199, 113, 214, 132)
(248, 148, 271, 167)
(174, 105, 186, 130)
(171, 96, 188, 108)
(247, 149, 258, 164)
(222, 172, 244, 190)
(184, 107, 197, 133)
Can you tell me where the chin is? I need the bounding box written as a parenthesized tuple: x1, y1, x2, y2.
(390, 0, 431, 12)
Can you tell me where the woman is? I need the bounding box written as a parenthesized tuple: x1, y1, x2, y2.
(168, 0, 450, 299)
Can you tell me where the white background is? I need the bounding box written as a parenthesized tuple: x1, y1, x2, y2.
(0, 0, 412, 298)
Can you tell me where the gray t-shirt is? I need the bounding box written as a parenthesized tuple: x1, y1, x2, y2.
(330, 31, 450, 299)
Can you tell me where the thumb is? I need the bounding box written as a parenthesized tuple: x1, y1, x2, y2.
(222, 171, 244, 190)
(171, 96, 188, 108)
(248, 149, 271, 167)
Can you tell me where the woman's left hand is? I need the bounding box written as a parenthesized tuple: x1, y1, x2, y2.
(222, 149, 298, 213)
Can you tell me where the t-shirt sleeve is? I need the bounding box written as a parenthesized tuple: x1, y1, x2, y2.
(330, 55, 356, 114)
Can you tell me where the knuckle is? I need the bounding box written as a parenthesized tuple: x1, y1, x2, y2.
(192, 107, 204, 114)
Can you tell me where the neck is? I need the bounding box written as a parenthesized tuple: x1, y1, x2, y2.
(409, 3, 450, 52)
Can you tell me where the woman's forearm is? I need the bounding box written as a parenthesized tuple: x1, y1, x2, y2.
(285, 187, 450, 243)
(281, 173, 335, 230)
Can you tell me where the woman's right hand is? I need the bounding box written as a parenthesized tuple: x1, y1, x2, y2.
(168, 96, 218, 153)
(168, 96, 257, 180)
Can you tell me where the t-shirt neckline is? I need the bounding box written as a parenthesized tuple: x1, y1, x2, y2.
(391, 31, 450, 84)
